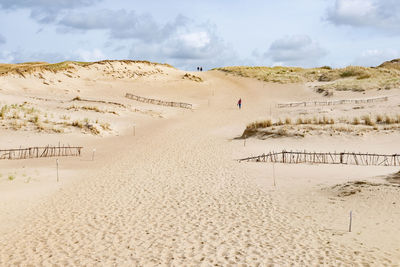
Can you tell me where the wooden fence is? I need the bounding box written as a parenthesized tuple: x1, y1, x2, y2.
(125, 93, 192, 109)
(277, 96, 389, 108)
(239, 150, 400, 166)
(0, 145, 83, 160)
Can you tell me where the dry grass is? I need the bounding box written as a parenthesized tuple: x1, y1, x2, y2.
(66, 105, 119, 115)
(214, 65, 400, 91)
(0, 60, 174, 76)
(378, 59, 400, 71)
(243, 114, 400, 139)
(182, 73, 203, 82)
(0, 103, 111, 135)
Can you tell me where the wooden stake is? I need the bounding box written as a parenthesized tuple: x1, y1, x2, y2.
(272, 163, 276, 187)
(349, 211, 352, 232)
(133, 125, 136, 136)
(56, 159, 59, 182)
(92, 149, 96, 161)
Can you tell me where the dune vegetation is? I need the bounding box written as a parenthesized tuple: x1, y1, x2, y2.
(0, 60, 174, 76)
(214, 64, 400, 92)
(242, 114, 400, 139)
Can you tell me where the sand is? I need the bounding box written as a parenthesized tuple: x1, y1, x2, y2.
(0, 61, 399, 266)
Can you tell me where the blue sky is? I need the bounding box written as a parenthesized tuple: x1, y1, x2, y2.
(0, 0, 399, 70)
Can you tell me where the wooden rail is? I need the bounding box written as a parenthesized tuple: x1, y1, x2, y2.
(0, 146, 83, 160)
(125, 93, 192, 109)
(239, 150, 400, 166)
(277, 96, 389, 108)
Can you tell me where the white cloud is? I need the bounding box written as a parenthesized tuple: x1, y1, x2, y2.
(326, 0, 400, 32)
(58, 10, 188, 42)
(76, 48, 106, 62)
(264, 35, 327, 67)
(128, 27, 237, 70)
(179, 32, 210, 49)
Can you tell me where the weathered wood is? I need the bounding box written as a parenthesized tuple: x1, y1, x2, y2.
(277, 96, 389, 108)
(238, 150, 400, 167)
(0, 146, 83, 160)
(125, 93, 192, 109)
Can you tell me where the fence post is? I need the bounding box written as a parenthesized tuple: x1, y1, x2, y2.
(56, 159, 59, 182)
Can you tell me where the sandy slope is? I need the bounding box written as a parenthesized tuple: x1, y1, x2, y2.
(0, 63, 399, 266)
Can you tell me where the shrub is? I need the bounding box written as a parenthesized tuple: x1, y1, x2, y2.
(296, 118, 304, 125)
(376, 114, 383, 123)
(384, 115, 393, 124)
(362, 115, 375, 126)
(72, 120, 83, 128)
(100, 122, 111, 130)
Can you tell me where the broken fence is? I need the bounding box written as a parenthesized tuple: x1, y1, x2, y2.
(239, 150, 400, 166)
(0, 145, 83, 160)
(125, 93, 192, 109)
(277, 96, 389, 108)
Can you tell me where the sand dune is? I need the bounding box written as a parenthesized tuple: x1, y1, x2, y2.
(0, 61, 399, 265)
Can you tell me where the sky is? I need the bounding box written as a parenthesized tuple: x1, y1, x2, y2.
(0, 0, 400, 70)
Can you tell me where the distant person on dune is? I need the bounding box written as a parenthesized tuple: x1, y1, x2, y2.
(237, 98, 242, 109)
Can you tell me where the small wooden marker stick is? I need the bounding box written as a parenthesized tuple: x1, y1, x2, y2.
(92, 149, 96, 161)
(56, 159, 59, 182)
(349, 211, 353, 232)
(133, 125, 136, 136)
(273, 162, 276, 187)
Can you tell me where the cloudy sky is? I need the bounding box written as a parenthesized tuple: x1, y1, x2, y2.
(0, 0, 399, 70)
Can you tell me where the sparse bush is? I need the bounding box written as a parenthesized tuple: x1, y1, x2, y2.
(376, 114, 383, 123)
(362, 115, 375, 126)
(296, 118, 304, 125)
(100, 122, 111, 130)
(8, 175, 15, 181)
(396, 115, 400, 123)
(285, 118, 292, 125)
(82, 106, 102, 113)
(385, 115, 393, 124)
(72, 120, 83, 128)
(352, 117, 360, 125)
(60, 114, 70, 120)
(30, 115, 40, 123)
(0, 105, 8, 119)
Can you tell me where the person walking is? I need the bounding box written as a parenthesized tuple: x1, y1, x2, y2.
(237, 98, 242, 109)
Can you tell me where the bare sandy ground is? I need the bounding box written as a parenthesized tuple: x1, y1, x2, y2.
(0, 62, 399, 266)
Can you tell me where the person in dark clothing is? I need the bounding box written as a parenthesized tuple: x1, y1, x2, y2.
(197, 67, 199, 71)
(237, 98, 242, 109)
(200, 67, 203, 71)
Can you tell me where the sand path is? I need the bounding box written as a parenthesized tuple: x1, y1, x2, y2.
(0, 73, 398, 266)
